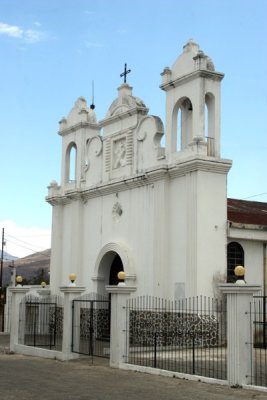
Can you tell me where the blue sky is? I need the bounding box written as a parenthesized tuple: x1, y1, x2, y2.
(0, 0, 266, 257)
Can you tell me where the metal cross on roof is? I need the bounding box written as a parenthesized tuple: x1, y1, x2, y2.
(120, 63, 131, 83)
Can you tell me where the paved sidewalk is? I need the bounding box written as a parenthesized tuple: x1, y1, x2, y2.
(0, 334, 266, 400)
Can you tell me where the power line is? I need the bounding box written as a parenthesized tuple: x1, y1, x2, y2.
(6, 234, 50, 250)
(242, 192, 267, 200)
(5, 238, 50, 258)
(3, 232, 51, 260)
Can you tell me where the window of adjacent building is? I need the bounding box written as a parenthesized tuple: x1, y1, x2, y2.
(227, 242, 245, 283)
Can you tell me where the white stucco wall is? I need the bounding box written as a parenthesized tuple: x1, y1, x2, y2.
(50, 162, 230, 300)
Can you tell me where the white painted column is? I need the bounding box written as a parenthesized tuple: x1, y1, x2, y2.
(106, 285, 136, 368)
(49, 204, 63, 294)
(219, 284, 261, 386)
(9, 287, 29, 352)
(60, 286, 85, 360)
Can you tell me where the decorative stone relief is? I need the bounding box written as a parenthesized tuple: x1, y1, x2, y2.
(113, 138, 127, 169)
(83, 136, 102, 174)
(137, 130, 147, 142)
(104, 131, 133, 173)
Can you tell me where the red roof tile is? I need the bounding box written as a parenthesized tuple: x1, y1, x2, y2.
(227, 198, 267, 226)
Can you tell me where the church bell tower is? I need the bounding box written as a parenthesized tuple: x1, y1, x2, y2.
(161, 39, 223, 160)
(159, 40, 232, 297)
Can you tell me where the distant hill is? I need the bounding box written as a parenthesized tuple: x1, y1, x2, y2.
(0, 251, 18, 261)
(2, 249, 51, 286)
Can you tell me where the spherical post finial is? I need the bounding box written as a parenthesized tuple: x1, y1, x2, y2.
(16, 275, 23, 287)
(117, 271, 126, 286)
(68, 273, 77, 287)
(234, 265, 246, 285)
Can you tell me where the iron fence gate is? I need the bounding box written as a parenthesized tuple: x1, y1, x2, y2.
(72, 294, 110, 358)
(126, 296, 227, 380)
(249, 296, 267, 387)
(19, 295, 63, 351)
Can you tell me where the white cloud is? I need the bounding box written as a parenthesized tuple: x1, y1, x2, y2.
(0, 22, 45, 44)
(0, 22, 23, 38)
(24, 29, 45, 43)
(0, 220, 51, 258)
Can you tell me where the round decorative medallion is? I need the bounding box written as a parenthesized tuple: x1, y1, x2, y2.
(89, 135, 103, 156)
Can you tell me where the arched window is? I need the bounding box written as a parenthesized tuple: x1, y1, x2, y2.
(227, 242, 245, 283)
(65, 142, 77, 183)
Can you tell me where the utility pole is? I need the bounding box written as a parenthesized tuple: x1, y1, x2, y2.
(0, 228, 4, 289)
(0, 228, 5, 331)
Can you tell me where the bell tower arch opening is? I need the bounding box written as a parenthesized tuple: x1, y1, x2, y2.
(205, 92, 216, 156)
(173, 97, 193, 152)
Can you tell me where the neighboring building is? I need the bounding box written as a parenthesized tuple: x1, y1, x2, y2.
(46, 40, 265, 300)
(227, 198, 267, 293)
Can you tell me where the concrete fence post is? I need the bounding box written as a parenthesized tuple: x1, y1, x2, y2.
(219, 284, 261, 386)
(9, 287, 29, 352)
(60, 286, 85, 361)
(106, 285, 136, 368)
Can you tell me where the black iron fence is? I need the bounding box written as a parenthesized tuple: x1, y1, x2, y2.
(19, 295, 63, 351)
(126, 296, 227, 380)
(249, 296, 267, 387)
(72, 293, 110, 358)
(0, 288, 6, 332)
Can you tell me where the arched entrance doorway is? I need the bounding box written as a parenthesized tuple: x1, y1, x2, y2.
(95, 250, 124, 296)
(94, 242, 135, 297)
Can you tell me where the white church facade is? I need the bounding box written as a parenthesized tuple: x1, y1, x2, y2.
(46, 40, 265, 299)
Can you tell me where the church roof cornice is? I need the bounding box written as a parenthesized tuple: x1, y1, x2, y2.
(99, 106, 149, 127)
(46, 167, 168, 205)
(229, 221, 267, 231)
(168, 157, 232, 178)
(160, 69, 224, 92)
(58, 121, 99, 136)
(46, 157, 232, 206)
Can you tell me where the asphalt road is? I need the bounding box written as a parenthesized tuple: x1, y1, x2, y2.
(0, 334, 266, 400)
